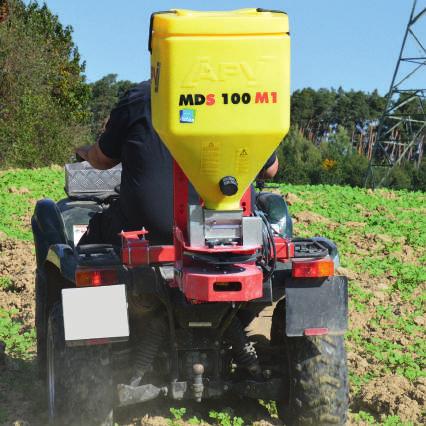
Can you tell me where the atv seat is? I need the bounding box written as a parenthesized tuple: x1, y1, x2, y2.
(57, 199, 102, 246)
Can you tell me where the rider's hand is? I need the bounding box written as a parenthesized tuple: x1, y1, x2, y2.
(76, 142, 120, 170)
(75, 145, 91, 161)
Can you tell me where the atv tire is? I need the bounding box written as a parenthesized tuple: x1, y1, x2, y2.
(271, 299, 348, 426)
(35, 273, 47, 380)
(46, 301, 114, 426)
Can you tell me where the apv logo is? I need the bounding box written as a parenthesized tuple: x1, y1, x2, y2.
(182, 56, 274, 88)
(151, 62, 161, 92)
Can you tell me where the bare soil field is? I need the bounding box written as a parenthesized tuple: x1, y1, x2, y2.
(0, 172, 425, 425)
(1, 235, 424, 426)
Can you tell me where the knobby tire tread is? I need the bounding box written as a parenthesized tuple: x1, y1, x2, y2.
(48, 302, 114, 426)
(271, 299, 348, 426)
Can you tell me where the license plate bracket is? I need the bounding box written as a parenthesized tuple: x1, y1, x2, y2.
(62, 284, 129, 346)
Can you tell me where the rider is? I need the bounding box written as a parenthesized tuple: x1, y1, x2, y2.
(76, 80, 278, 246)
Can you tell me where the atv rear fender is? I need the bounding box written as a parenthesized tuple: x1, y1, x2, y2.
(45, 244, 76, 282)
(32, 199, 68, 268)
(311, 237, 340, 267)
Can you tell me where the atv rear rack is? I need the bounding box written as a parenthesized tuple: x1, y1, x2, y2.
(292, 238, 329, 258)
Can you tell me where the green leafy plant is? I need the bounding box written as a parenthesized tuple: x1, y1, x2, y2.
(209, 410, 244, 426)
(168, 407, 187, 426)
(0, 276, 14, 291)
(0, 308, 35, 359)
(258, 400, 278, 418)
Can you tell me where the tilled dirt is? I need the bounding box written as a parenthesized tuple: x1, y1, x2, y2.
(0, 233, 425, 425)
(358, 375, 426, 424)
(0, 238, 35, 328)
(344, 268, 426, 424)
(0, 237, 43, 425)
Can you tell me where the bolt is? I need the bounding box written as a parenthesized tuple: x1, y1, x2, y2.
(193, 363, 204, 375)
(263, 369, 272, 379)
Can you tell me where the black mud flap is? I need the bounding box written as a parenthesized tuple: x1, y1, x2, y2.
(285, 276, 348, 336)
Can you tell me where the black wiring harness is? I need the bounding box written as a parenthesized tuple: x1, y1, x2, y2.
(254, 208, 277, 282)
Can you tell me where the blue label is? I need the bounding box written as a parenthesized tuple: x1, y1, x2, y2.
(180, 109, 195, 123)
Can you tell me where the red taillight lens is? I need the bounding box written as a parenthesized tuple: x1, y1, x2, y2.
(75, 268, 119, 287)
(292, 258, 334, 278)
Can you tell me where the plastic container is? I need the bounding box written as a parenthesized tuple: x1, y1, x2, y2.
(151, 9, 290, 210)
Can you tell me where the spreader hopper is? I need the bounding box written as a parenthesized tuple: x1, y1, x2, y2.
(150, 9, 290, 210)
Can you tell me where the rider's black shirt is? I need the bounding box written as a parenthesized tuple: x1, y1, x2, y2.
(98, 81, 277, 244)
(99, 81, 174, 244)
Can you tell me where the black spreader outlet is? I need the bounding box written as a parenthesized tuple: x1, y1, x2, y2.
(219, 176, 238, 196)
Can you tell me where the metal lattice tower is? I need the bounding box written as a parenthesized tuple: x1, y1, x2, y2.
(366, 0, 426, 188)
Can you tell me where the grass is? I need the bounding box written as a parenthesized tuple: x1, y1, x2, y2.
(0, 166, 64, 240)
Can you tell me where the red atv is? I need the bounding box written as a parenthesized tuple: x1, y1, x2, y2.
(32, 161, 348, 426)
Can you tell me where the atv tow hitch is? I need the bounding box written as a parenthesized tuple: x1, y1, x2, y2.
(117, 378, 284, 406)
(117, 383, 168, 407)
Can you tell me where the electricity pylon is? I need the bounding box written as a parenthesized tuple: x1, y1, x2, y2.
(366, 0, 426, 188)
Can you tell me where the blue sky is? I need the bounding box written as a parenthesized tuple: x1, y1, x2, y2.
(39, 0, 425, 94)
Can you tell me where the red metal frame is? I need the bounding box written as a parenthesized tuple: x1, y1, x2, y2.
(169, 161, 263, 301)
(182, 264, 263, 302)
(120, 160, 332, 302)
(240, 187, 252, 216)
(173, 162, 188, 235)
(120, 161, 267, 301)
(274, 236, 294, 261)
(120, 230, 175, 266)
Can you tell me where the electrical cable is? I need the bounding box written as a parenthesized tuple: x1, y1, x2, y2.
(253, 208, 277, 282)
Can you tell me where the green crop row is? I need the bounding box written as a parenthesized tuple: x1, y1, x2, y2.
(0, 170, 424, 425)
(0, 308, 35, 359)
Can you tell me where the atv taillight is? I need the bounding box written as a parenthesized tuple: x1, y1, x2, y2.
(292, 258, 334, 278)
(75, 268, 119, 287)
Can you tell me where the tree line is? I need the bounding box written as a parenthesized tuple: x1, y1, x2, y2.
(0, 1, 424, 190)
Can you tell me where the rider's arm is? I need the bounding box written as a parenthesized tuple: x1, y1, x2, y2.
(76, 142, 120, 170)
(76, 96, 130, 170)
(259, 152, 279, 179)
(262, 156, 279, 178)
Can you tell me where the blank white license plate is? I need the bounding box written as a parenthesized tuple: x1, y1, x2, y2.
(62, 284, 129, 346)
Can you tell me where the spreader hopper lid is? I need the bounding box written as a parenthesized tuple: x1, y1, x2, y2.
(152, 9, 289, 37)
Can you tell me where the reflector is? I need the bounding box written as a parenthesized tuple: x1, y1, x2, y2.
(75, 268, 119, 287)
(304, 328, 329, 336)
(292, 258, 334, 278)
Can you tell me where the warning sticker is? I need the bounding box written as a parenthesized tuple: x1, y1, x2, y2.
(200, 142, 220, 176)
(73, 224, 88, 245)
(236, 148, 250, 175)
